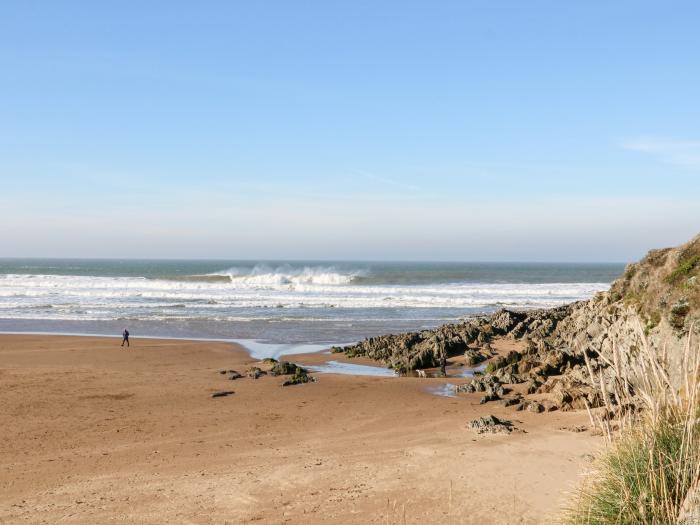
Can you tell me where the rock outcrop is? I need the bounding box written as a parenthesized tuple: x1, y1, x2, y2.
(269, 360, 306, 377)
(282, 367, 314, 386)
(468, 415, 517, 434)
(336, 233, 700, 411)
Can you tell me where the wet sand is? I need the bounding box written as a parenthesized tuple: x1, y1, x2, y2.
(0, 334, 598, 524)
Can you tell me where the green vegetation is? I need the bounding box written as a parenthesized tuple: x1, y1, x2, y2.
(565, 333, 700, 524)
(612, 237, 699, 330)
(568, 411, 699, 524)
(666, 256, 700, 286)
(269, 360, 303, 376)
(282, 367, 314, 386)
(484, 361, 498, 374)
(670, 301, 691, 329)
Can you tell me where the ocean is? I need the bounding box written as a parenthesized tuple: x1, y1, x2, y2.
(0, 259, 624, 345)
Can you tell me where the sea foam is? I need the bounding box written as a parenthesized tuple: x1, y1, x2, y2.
(208, 264, 362, 286)
(0, 270, 611, 323)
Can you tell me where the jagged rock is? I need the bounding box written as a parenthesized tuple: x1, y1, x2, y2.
(514, 400, 544, 413)
(468, 415, 516, 434)
(282, 368, 315, 386)
(228, 371, 243, 380)
(527, 402, 545, 413)
(334, 233, 700, 410)
(336, 305, 573, 373)
(464, 348, 486, 366)
(517, 357, 536, 374)
(485, 350, 522, 374)
(526, 379, 542, 395)
(548, 382, 573, 405)
(499, 397, 522, 408)
(509, 321, 527, 339)
(246, 367, 265, 379)
(479, 393, 499, 404)
(495, 371, 521, 384)
(490, 309, 527, 333)
(456, 383, 475, 394)
(269, 361, 306, 376)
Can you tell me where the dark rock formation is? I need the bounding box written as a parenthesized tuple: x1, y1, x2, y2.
(269, 361, 306, 376)
(282, 368, 315, 386)
(219, 369, 242, 379)
(336, 234, 700, 412)
(246, 366, 265, 379)
(468, 415, 516, 434)
(211, 391, 234, 398)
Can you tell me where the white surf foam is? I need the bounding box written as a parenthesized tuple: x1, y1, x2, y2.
(210, 264, 361, 286)
(0, 272, 610, 322)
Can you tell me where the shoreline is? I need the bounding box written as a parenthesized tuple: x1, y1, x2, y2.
(0, 329, 344, 359)
(1, 333, 599, 523)
(0, 330, 501, 376)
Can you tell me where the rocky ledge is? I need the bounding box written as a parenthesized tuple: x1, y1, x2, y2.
(335, 233, 700, 413)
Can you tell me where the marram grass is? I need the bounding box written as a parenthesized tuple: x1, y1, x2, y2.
(564, 327, 700, 525)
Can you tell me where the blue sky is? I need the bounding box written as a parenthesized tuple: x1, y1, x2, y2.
(1, 1, 699, 261)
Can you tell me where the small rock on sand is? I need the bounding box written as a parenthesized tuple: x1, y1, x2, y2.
(468, 415, 517, 434)
(211, 391, 234, 398)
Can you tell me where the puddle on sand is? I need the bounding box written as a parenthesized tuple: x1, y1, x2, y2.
(426, 383, 458, 398)
(236, 339, 487, 382)
(454, 362, 488, 378)
(234, 339, 330, 360)
(424, 364, 487, 397)
(306, 360, 397, 377)
(236, 340, 394, 377)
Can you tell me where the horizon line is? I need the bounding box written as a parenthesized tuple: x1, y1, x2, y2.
(0, 256, 629, 265)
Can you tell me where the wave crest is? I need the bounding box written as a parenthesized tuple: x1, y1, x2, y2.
(209, 265, 362, 287)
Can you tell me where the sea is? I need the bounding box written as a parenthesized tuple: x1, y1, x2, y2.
(0, 259, 624, 346)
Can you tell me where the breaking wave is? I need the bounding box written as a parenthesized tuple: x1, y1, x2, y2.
(0, 269, 612, 322)
(208, 265, 362, 286)
(159, 265, 362, 287)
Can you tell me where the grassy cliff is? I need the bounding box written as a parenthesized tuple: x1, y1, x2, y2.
(611, 233, 700, 333)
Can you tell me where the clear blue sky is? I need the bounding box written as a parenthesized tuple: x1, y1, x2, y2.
(1, 1, 698, 261)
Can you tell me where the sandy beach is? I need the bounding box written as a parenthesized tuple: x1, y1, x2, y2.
(0, 334, 598, 524)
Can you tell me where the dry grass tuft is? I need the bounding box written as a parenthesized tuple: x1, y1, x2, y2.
(565, 324, 700, 524)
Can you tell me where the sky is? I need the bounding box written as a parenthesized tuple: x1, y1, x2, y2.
(1, 1, 699, 262)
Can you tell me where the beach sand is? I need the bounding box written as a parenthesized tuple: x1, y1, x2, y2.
(0, 335, 598, 524)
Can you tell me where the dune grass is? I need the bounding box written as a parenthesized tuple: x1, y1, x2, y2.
(565, 327, 700, 524)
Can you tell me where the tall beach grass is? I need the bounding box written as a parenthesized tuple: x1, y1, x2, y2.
(566, 325, 700, 524)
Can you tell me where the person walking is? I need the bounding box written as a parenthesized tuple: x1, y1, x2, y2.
(121, 329, 130, 347)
